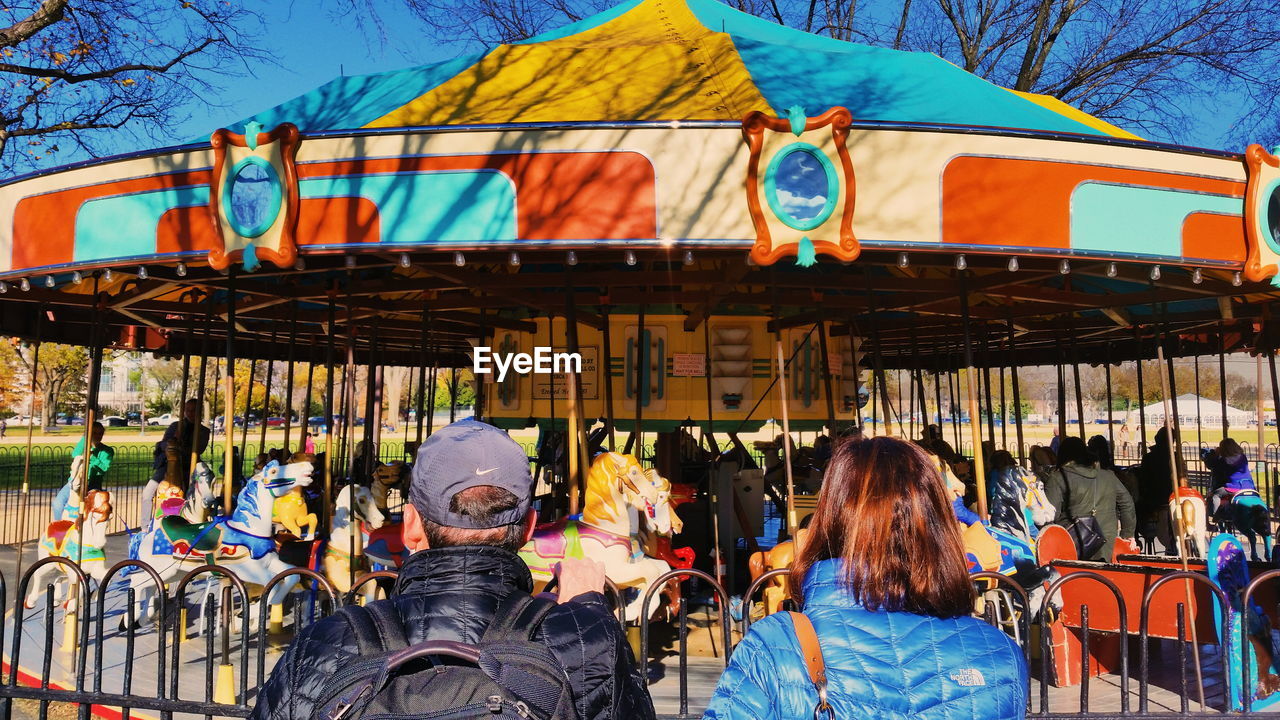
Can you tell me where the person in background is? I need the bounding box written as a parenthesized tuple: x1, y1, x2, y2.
(1118, 422, 1132, 454)
(141, 398, 210, 516)
(1046, 436, 1137, 561)
(52, 421, 113, 519)
(1203, 437, 1255, 518)
(1136, 427, 1181, 554)
(1089, 434, 1138, 503)
(704, 437, 1027, 720)
(0, 417, 7, 438)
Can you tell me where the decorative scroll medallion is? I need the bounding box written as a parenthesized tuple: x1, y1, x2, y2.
(742, 106, 858, 267)
(208, 121, 301, 272)
(1244, 143, 1280, 287)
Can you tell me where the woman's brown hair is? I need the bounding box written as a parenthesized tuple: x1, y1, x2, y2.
(789, 436, 975, 617)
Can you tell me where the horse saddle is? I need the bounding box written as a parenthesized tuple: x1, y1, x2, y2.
(160, 515, 223, 553)
(46, 520, 74, 551)
(1233, 489, 1265, 506)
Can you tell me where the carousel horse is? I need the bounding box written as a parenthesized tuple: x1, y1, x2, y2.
(370, 462, 410, 513)
(1170, 486, 1208, 558)
(273, 487, 318, 539)
(26, 490, 113, 609)
(128, 459, 314, 624)
(278, 485, 387, 594)
(1215, 489, 1273, 562)
(519, 452, 677, 622)
(747, 529, 809, 616)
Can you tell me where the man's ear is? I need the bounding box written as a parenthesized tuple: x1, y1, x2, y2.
(403, 504, 430, 552)
(522, 508, 537, 544)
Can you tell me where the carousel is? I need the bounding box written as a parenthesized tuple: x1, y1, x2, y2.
(4, 0, 1280, 715)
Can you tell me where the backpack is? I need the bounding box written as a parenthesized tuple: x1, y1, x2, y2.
(315, 592, 579, 720)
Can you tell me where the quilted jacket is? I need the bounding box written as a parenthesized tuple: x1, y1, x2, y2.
(704, 560, 1027, 720)
(250, 545, 655, 720)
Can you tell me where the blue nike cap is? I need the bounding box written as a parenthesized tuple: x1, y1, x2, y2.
(409, 418, 533, 529)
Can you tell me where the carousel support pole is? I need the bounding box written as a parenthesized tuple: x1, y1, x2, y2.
(344, 331, 358, 484)
(948, 360, 961, 448)
(1194, 354, 1203, 450)
(475, 310, 487, 421)
(775, 342, 800, 537)
(362, 322, 381, 480)
(703, 315, 725, 588)
(224, 268, 237, 516)
(239, 355, 256, 467)
(1270, 351, 1280, 461)
(601, 303, 616, 451)
(564, 271, 587, 516)
(999, 365, 1007, 451)
(933, 366, 943, 431)
(1136, 327, 1147, 451)
(193, 294, 214, 474)
(283, 302, 299, 452)
(299, 340, 315, 453)
(1258, 354, 1266, 478)
(1157, 342, 1206, 708)
(1072, 357, 1085, 440)
(910, 331, 926, 435)
(415, 309, 429, 444)
(1105, 357, 1114, 449)
(627, 302, 646, 457)
(259, 326, 279, 454)
(1054, 338, 1067, 440)
(957, 271, 988, 520)
(1220, 325, 1230, 441)
(817, 312, 837, 435)
(1006, 309, 1025, 466)
(14, 310, 42, 583)
(321, 291, 337, 530)
(981, 327, 995, 447)
(448, 368, 458, 424)
(426, 362, 438, 438)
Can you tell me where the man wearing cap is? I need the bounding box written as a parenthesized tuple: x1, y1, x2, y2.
(252, 418, 655, 720)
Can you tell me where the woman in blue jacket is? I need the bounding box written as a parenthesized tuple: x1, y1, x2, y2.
(704, 436, 1028, 720)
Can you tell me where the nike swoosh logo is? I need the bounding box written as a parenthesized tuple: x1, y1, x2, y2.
(475, 467, 499, 476)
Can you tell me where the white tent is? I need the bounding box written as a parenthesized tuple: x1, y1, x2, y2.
(1126, 394, 1253, 429)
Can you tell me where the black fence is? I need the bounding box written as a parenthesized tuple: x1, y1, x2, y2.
(4, 561, 1280, 719)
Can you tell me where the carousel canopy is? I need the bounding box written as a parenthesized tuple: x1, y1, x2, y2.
(228, 0, 1139, 139)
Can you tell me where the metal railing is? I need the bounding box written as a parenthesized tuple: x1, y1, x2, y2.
(3, 561, 1280, 718)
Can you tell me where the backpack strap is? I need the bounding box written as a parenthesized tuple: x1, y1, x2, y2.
(482, 591, 557, 643)
(789, 611, 833, 720)
(342, 602, 408, 654)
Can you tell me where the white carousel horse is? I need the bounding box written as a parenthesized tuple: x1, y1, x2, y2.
(144, 461, 220, 530)
(129, 459, 314, 623)
(277, 484, 387, 600)
(323, 485, 386, 593)
(519, 452, 677, 622)
(26, 490, 113, 609)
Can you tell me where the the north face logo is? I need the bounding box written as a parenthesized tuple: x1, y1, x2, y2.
(950, 669, 986, 687)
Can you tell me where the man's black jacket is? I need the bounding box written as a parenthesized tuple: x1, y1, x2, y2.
(250, 545, 656, 720)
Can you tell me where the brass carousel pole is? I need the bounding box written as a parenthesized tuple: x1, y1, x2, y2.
(282, 302, 299, 452)
(322, 291, 337, 532)
(1006, 307, 1025, 467)
(775, 341, 799, 537)
(223, 268, 237, 514)
(957, 269, 988, 520)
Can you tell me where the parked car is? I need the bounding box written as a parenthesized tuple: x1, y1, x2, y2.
(147, 413, 175, 426)
(266, 417, 287, 427)
(102, 416, 128, 427)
